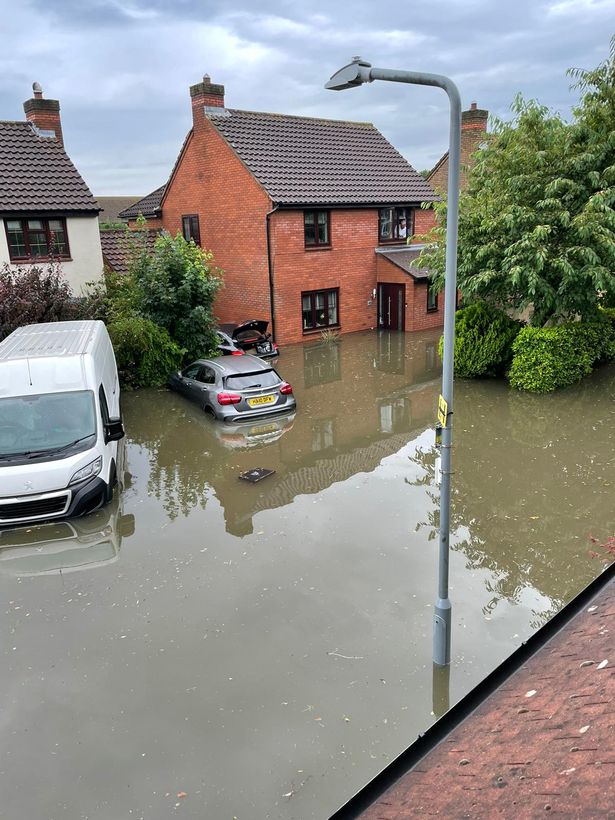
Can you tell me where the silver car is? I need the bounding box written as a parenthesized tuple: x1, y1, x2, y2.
(168, 355, 296, 422)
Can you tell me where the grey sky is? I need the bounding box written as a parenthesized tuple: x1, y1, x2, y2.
(0, 0, 612, 196)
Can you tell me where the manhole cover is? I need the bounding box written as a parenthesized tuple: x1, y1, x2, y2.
(238, 468, 275, 484)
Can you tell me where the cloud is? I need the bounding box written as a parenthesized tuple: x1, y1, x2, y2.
(0, 0, 611, 193)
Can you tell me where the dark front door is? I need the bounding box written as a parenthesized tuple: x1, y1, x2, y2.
(378, 283, 405, 331)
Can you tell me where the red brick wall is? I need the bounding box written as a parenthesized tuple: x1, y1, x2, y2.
(376, 255, 445, 331)
(270, 208, 381, 345)
(160, 119, 274, 327)
(412, 207, 437, 240)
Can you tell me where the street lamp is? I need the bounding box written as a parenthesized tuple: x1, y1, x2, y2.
(325, 58, 461, 667)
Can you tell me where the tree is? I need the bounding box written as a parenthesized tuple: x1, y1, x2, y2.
(130, 228, 223, 361)
(417, 39, 615, 326)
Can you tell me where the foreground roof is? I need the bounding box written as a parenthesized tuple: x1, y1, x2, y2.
(0, 121, 98, 212)
(208, 109, 438, 207)
(332, 562, 615, 818)
(119, 184, 166, 219)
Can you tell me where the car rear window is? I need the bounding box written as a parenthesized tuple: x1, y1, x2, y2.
(225, 370, 280, 390)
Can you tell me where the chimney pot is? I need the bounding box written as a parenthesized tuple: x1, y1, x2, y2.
(32, 81, 43, 99)
(470, 101, 477, 110)
(203, 73, 211, 83)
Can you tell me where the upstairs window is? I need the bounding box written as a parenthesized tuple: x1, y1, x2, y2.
(5, 217, 70, 260)
(304, 210, 330, 247)
(379, 207, 413, 243)
(182, 214, 201, 245)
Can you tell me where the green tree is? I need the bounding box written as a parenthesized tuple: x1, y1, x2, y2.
(417, 40, 615, 326)
(130, 229, 222, 361)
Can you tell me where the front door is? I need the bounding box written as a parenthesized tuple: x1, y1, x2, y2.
(378, 283, 405, 331)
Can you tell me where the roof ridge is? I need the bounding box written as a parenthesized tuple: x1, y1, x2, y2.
(223, 108, 374, 128)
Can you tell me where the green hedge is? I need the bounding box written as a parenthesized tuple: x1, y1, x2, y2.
(108, 316, 185, 388)
(509, 316, 615, 393)
(442, 302, 522, 378)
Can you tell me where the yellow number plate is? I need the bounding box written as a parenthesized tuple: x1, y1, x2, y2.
(251, 423, 278, 435)
(248, 395, 276, 407)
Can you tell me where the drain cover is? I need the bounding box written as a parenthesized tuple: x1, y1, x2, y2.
(238, 468, 275, 484)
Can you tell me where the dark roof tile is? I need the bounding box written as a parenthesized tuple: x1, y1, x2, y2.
(118, 184, 166, 219)
(376, 246, 431, 279)
(0, 121, 98, 212)
(100, 228, 159, 274)
(208, 109, 438, 206)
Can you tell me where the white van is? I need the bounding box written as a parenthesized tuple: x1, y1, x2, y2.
(0, 321, 125, 526)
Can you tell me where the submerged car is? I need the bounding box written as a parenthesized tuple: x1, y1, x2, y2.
(168, 355, 295, 422)
(218, 320, 279, 358)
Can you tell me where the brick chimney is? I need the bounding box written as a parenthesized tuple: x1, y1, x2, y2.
(23, 82, 64, 147)
(461, 101, 488, 132)
(190, 74, 225, 129)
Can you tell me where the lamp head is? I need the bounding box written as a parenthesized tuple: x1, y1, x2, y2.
(325, 57, 372, 91)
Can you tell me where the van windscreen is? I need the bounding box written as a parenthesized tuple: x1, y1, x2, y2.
(0, 390, 96, 458)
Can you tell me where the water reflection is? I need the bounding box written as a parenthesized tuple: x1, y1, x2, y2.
(0, 490, 134, 576)
(124, 330, 442, 537)
(409, 371, 615, 620)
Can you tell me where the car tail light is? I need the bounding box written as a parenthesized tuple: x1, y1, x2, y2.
(231, 350, 244, 356)
(280, 383, 293, 395)
(273, 343, 278, 350)
(217, 392, 242, 405)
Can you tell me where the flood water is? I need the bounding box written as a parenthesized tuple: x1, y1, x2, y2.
(2, 329, 614, 819)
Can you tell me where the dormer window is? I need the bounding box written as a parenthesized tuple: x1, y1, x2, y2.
(379, 207, 413, 243)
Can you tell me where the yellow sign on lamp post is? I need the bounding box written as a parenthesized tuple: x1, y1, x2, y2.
(437, 394, 448, 428)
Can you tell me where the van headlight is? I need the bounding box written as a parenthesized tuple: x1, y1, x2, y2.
(69, 456, 103, 486)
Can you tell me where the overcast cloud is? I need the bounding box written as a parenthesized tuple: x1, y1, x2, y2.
(0, 0, 612, 196)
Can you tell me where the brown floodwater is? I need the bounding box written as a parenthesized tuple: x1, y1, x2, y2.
(1, 329, 614, 819)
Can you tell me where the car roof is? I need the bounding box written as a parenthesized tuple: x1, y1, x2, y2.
(194, 354, 273, 375)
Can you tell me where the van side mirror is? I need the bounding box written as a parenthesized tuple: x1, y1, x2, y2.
(105, 418, 125, 443)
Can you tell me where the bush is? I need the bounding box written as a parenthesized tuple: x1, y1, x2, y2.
(0, 262, 74, 342)
(442, 301, 522, 378)
(130, 231, 222, 361)
(509, 318, 615, 392)
(107, 316, 184, 388)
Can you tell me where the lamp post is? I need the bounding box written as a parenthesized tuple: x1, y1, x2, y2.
(325, 58, 461, 666)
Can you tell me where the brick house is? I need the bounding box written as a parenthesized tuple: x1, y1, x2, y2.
(120, 76, 446, 345)
(427, 102, 488, 195)
(0, 83, 103, 293)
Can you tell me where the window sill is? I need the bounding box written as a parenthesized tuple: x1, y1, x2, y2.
(378, 239, 411, 246)
(302, 324, 341, 335)
(426, 308, 439, 314)
(304, 244, 332, 252)
(9, 256, 72, 264)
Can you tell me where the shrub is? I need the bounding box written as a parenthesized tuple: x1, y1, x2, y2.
(508, 318, 615, 392)
(441, 301, 522, 378)
(0, 262, 74, 341)
(107, 316, 184, 388)
(130, 231, 222, 361)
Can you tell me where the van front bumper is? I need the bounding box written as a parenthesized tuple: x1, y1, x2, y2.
(0, 477, 108, 527)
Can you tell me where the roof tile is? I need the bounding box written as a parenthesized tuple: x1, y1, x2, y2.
(0, 121, 98, 212)
(208, 109, 438, 206)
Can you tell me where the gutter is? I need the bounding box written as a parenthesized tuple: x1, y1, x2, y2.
(266, 206, 279, 343)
